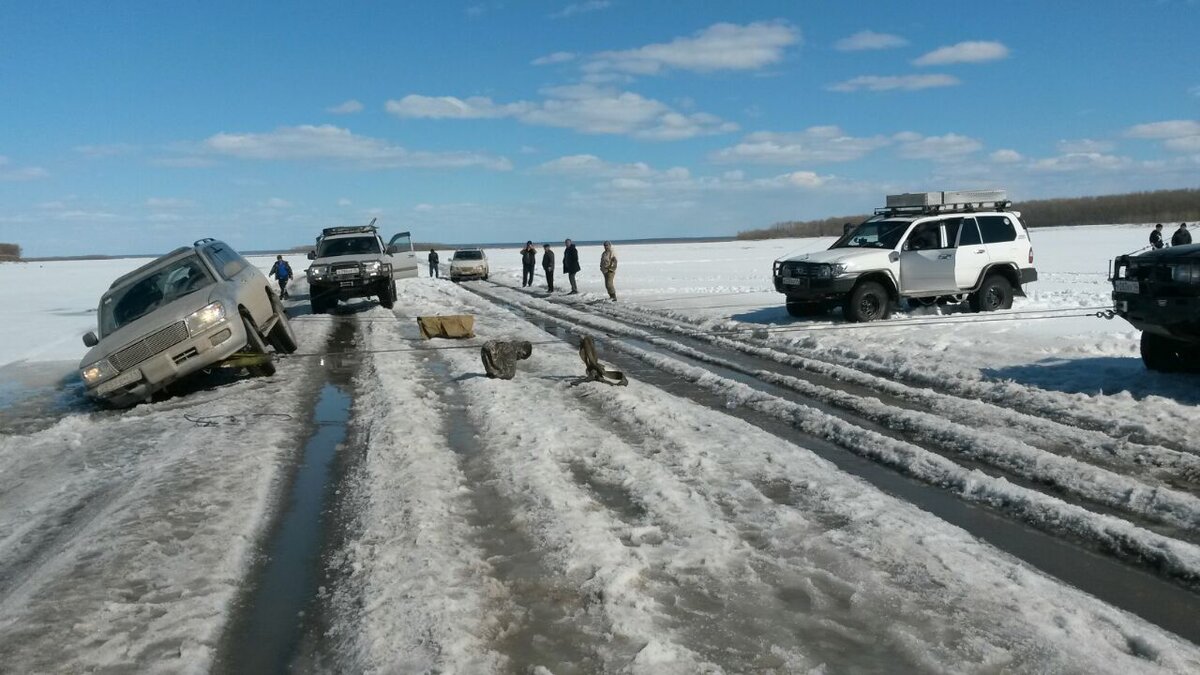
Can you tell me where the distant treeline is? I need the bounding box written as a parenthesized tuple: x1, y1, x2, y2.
(737, 187, 1200, 240)
(0, 243, 21, 261)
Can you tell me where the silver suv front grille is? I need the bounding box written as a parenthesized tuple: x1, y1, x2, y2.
(110, 321, 190, 371)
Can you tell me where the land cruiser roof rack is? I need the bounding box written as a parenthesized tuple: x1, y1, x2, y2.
(876, 189, 1011, 216)
(320, 217, 379, 239)
(193, 237, 217, 246)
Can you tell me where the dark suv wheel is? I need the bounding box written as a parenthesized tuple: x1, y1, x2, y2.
(843, 281, 891, 322)
(1141, 331, 1190, 372)
(970, 274, 1013, 312)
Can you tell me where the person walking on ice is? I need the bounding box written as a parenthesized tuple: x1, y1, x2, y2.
(521, 241, 537, 287)
(542, 243, 555, 292)
(268, 255, 293, 299)
(428, 249, 440, 278)
(600, 241, 618, 302)
(563, 238, 581, 294)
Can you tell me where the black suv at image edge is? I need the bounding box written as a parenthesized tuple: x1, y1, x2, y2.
(1111, 244, 1200, 371)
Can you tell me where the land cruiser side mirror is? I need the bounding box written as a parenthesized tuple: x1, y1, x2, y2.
(888, 251, 900, 263)
(307, 250, 316, 260)
(83, 331, 99, 347)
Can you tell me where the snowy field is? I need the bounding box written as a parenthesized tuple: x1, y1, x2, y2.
(2, 227, 1200, 672)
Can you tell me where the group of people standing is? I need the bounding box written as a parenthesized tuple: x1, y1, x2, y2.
(1149, 222, 1192, 249)
(521, 239, 618, 301)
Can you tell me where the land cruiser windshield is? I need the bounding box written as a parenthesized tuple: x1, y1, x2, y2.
(317, 236, 382, 258)
(454, 250, 484, 260)
(832, 219, 911, 250)
(100, 255, 214, 336)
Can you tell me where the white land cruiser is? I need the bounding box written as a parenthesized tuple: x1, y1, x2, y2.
(772, 190, 1038, 322)
(305, 222, 418, 313)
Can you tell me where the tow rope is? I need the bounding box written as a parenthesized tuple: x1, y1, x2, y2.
(578, 335, 627, 386)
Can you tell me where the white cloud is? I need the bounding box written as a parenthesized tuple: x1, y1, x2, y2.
(894, 132, 982, 160)
(829, 73, 960, 92)
(712, 126, 891, 164)
(1190, 85, 1200, 98)
(0, 156, 49, 181)
(532, 51, 577, 66)
(1029, 152, 1131, 173)
(145, 197, 194, 208)
(1056, 138, 1114, 153)
(989, 149, 1023, 163)
(584, 21, 799, 75)
(1164, 136, 1200, 152)
(337, 198, 352, 206)
(149, 156, 218, 168)
(550, 1, 611, 19)
(1125, 120, 1200, 139)
(835, 30, 908, 51)
(261, 197, 292, 208)
(536, 154, 656, 178)
(327, 99, 364, 114)
(387, 86, 737, 140)
(914, 41, 1009, 66)
(519, 145, 538, 154)
(201, 124, 512, 170)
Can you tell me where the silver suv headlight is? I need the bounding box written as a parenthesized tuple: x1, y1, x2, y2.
(364, 261, 382, 275)
(185, 302, 226, 335)
(81, 359, 117, 385)
(309, 264, 329, 278)
(832, 263, 849, 276)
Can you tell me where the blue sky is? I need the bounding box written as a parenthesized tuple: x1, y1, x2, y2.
(1, 0, 1198, 256)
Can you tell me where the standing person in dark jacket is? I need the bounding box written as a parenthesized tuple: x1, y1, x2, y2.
(520, 241, 537, 287)
(1150, 224, 1164, 249)
(428, 249, 440, 278)
(541, 244, 555, 292)
(268, 255, 293, 299)
(1171, 223, 1192, 246)
(562, 238, 581, 294)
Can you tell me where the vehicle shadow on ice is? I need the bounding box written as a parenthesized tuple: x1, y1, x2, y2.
(984, 357, 1200, 404)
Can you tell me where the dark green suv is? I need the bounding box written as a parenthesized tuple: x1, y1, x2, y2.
(1111, 244, 1200, 371)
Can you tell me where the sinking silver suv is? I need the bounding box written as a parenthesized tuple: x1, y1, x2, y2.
(79, 238, 298, 407)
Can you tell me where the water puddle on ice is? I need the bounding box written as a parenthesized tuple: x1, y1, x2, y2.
(0, 360, 92, 434)
(215, 322, 356, 674)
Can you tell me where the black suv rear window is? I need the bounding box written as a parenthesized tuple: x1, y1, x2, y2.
(978, 216, 1017, 244)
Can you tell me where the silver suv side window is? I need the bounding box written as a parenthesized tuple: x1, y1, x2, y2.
(958, 218, 983, 246)
(978, 216, 1017, 243)
(204, 244, 246, 280)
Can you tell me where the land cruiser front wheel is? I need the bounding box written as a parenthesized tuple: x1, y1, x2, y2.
(843, 281, 891, 322)
(1141, 332, 1190, 372)
(378, 279, 396, 309)
(241, 315, 277, 377)
(970, 275, 1013, 312)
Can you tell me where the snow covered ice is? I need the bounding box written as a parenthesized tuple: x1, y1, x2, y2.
(2, 233, 1200, 672)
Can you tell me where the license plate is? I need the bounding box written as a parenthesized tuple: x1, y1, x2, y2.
(336, 268, 357, 275)
(782, 277, 807, 287)
(340, 281, 354, 287)
(98, 368, 143, 393)
(1114, 280, 1139, 294)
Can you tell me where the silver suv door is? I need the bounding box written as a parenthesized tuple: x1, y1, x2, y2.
(899, 218, 958, 293)
(387, 232, 418, 279)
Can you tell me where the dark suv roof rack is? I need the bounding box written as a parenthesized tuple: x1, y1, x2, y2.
(321, 224, 378, 237)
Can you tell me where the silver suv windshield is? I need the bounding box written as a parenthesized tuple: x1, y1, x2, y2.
(318, 236, 382, 257)
(833, 219, 911, 250)
(454, 250, 484, 260)
(100, 255, 214, 336)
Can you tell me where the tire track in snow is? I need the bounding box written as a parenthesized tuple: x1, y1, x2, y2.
(466, 283, 1200, 591)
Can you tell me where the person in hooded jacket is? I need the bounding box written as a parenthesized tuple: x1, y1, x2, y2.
(1171, 223, 1192, 247)
(268, 255, 293, 299)
(599, 241, 618, 301)
(563, 239, 581, 294)
(542, 244, 555, 292)
(428, 249, 440, 278)
(520, 241, 537, 287)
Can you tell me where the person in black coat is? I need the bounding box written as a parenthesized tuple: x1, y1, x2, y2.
(428, 249, 440, 277)
(1150, 224, 1164, 249)
(542, 244, 555, 292)
(562, 239, 581, 294)
(1171, 223, 1192, 247)
(520, 241, 537, 287)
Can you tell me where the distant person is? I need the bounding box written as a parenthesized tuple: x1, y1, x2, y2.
(1150, 223, 1164, 249)
(563, 238, 581, 294)
(542, 244, 555, 292)
(1171, 223, 1192, 247)
(600, 241, 618, 301)
(428, 249, 439, 278)
(268, 255, 293, 299)
(520, 241, 537, 287)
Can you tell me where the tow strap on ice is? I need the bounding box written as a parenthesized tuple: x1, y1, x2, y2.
(418, 314, 475, 339)
(578, 336, 627, 386)
(481, 340, 532, 379)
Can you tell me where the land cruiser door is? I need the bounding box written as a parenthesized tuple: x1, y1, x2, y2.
(955, 217, 990, 288)
(386, 232, 418, 279)
(899, 218, 958, 293)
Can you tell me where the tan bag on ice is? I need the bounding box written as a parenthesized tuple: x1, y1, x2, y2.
(417, 314, 475, 339)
